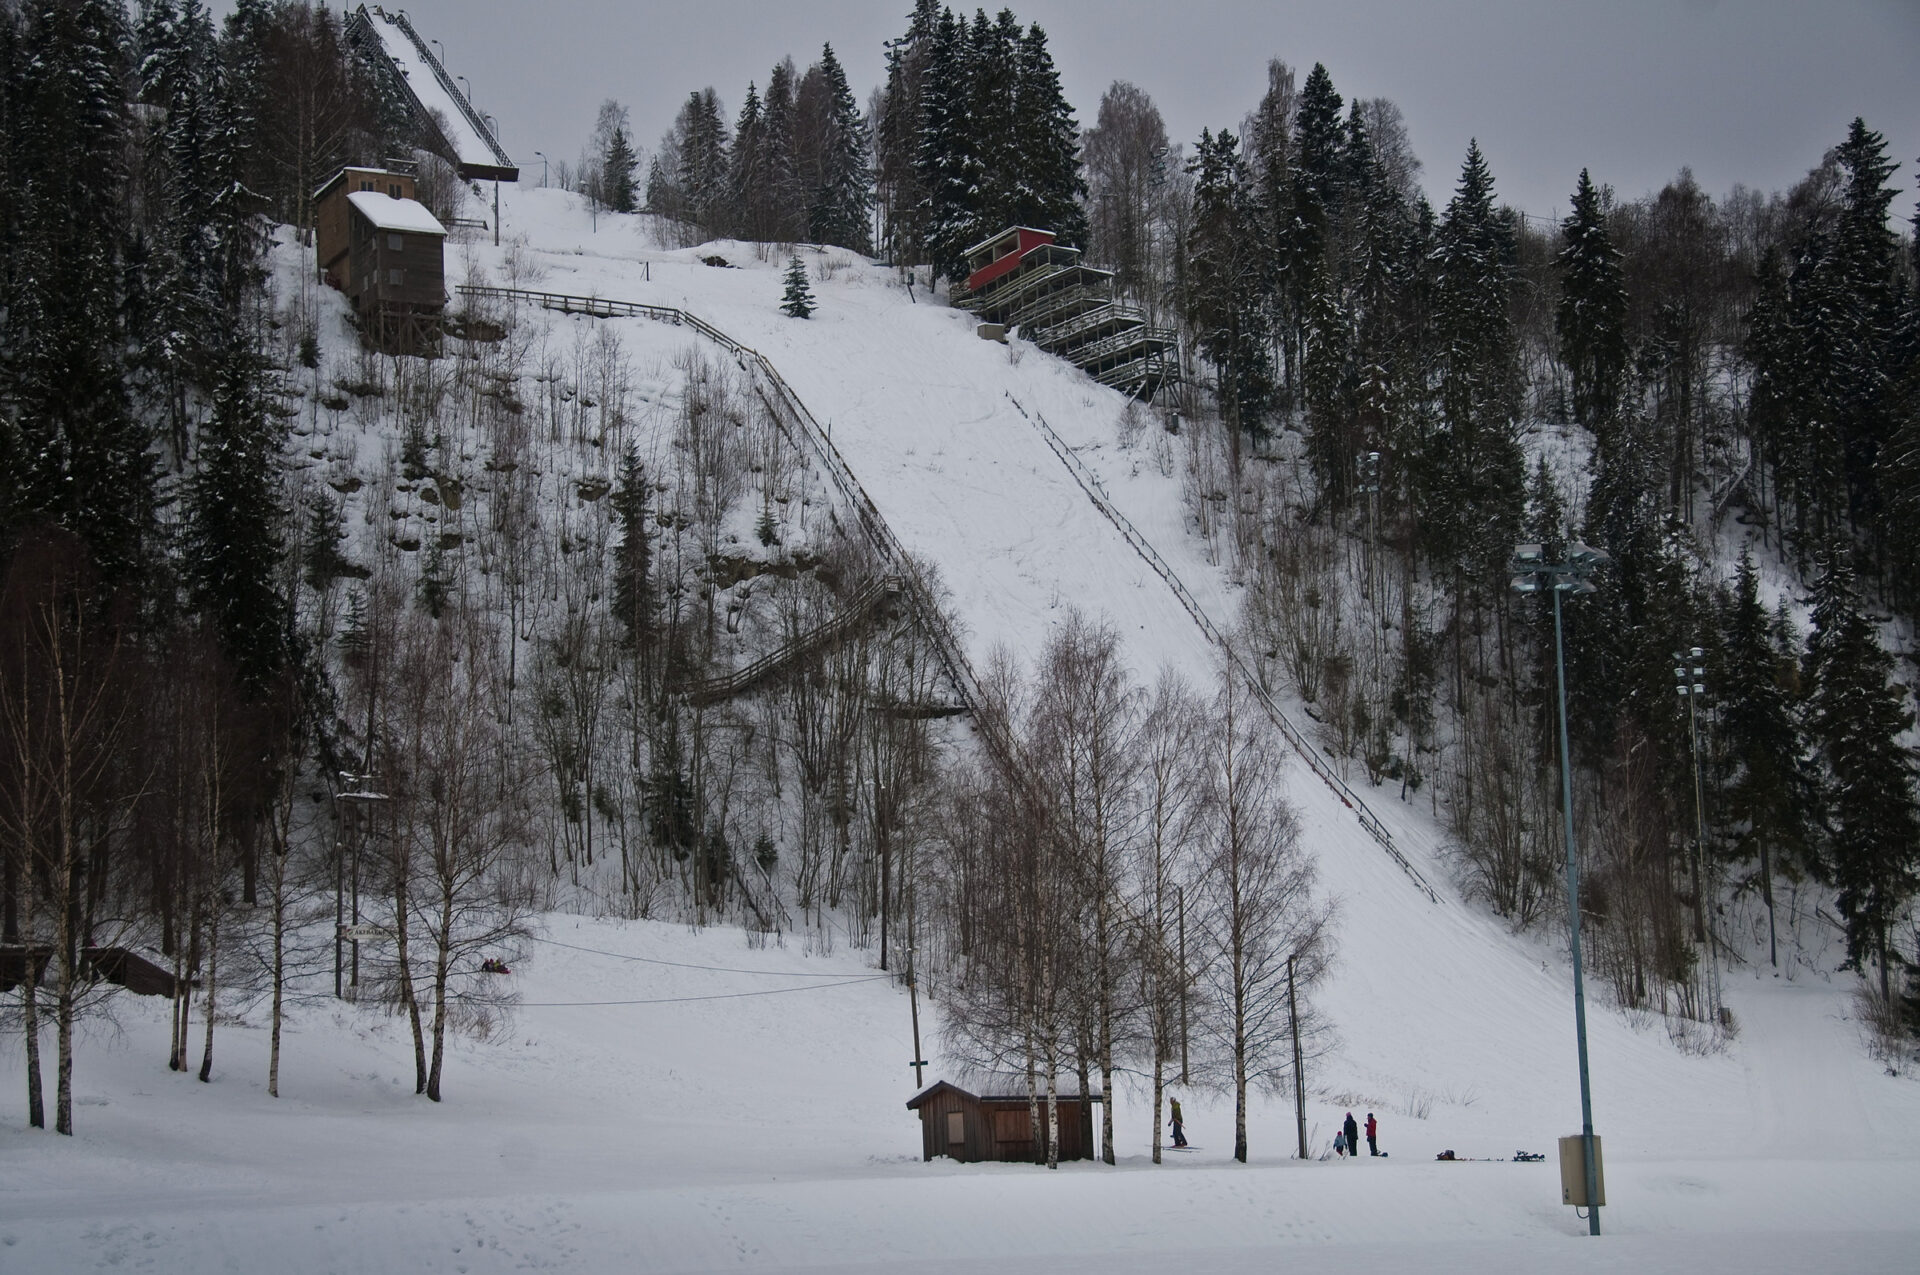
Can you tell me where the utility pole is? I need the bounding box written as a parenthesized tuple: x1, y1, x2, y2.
(1289, 952, 1307, 1160)
(906, 947, 927, 1088)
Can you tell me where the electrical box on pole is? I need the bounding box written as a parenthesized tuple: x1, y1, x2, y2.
(1558, 1135, 1605, 1207)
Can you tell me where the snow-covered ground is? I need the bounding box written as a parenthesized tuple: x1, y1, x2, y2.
(5, 185, 1918, 1272)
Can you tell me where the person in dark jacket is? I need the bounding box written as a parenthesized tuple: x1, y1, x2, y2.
(1343, 1112, 1359, 1160)
(1169, 1096, 1187, 1148)
(1366, 1112, 1379, 1156)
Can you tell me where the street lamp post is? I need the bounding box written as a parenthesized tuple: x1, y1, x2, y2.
(335, 775, 389, 1001)
(1511, 541, 1610, 1237)
(1675, 647, 1724, 1023)
(534, 151, 548, 188)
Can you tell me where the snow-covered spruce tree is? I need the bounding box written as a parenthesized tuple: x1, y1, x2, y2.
(728, 81, 763, 237)
(602, 123, 638, 214)
(781, 255, 816, 318)
(187, 343, 289, 695)
(806, 43, 871, 253)
(1717, 551, 1811, 968)
(1184, 128, 1276, 460)
(1556, 167, 1627, 435)
(134, 0, 218, 453)
(1007, 21, 1085, 248)
(915, 6, 972, 282)
(961, 9, 1021, 235)
(1276, 62, 1345, 392)
(1801, 550, 1920, 1004)
(756, 57, 803, 243)
(1416, 140, 1523, 584)
(874, 0, 940, 267)
(1828, 120, 1905, 535)
(6, 0, 155, 583)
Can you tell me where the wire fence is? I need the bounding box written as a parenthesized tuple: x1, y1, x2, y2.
(1003, 393, 1437, 903)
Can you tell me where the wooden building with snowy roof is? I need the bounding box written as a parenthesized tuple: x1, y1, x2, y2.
(315, 165, 447, 350)
(906, 1078, 1101, 1163)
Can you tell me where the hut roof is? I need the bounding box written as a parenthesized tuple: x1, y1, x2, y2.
(348, 191, 447, 237)
(906, 1078, 1102, 1109)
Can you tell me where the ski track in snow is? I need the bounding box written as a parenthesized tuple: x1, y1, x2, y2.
(5, 188, 1918, 1273)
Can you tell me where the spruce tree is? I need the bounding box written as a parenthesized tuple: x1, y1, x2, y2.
(1418, 141, 1523, 581)
(1185, 129, 1275, 454)
(603, 124, 638, 214)
(729, 82, 763, 237)
(611, 445, 653, 662)
(1802, 549, 1920, 999)
(9, 0, 153, 581)
(758, 58, 802, 242)
(1830, 120, 1904, 531)
(187, 343, 287, 693)
(916, 6, 972, 281)
(1556, 168, 1627, 434)
(1008, 21, 1085, 247)
(806, 44, 872, 252)
(1718, 551, 1810, 967)
(876, 0, 940, 265)
(781, 254, 816, 318)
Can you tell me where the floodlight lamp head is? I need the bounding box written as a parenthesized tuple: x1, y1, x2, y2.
(1510, 574, 1542, 593)
(1561, 578, 1599, 595)
(1690, 646, 1704, 659)
(1567, 542, 1611, 568)
(1512, 542, 1545, 565)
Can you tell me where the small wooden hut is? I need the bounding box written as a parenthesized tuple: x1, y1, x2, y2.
(906, 1079, 1101, 1163)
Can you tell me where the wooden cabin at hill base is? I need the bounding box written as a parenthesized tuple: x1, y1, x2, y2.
(906, 1079, 1101, 1163)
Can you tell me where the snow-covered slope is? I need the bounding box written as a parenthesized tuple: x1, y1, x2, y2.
(4, 186, 1918, 1273)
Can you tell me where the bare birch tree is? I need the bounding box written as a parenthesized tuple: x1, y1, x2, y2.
(1196, 670, 1333, 1163)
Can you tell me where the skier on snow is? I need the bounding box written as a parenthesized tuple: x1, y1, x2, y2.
(1168, 1096, 1187, 1148)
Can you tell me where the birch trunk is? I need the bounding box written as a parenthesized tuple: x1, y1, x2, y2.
(426, 892, 453, 1101)
(21, 881, 43, 1128)
(1045, 1051, 1060, 1171)
(198, 893, 220, 1083)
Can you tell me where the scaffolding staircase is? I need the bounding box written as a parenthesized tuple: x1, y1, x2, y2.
(955, 228, 1177, 399)
(685, 575, 906, 705)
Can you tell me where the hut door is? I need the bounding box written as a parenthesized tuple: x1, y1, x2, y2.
(946, 1112, 965, 1146)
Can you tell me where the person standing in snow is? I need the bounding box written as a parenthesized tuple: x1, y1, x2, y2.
(1169, 1096, 1188, 1148)
(1366, 1112, 1379, 1156)
(1343, 1112, 1359, 1160)
(1334, 1130, 1347, 1157)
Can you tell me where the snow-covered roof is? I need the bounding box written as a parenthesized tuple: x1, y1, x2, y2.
(355, 7, 516, 180)
(347, 191, 447, 237)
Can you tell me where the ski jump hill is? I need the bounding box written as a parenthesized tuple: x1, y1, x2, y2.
(347, 5, 517, 182)
(5, 187, 1917, 1274)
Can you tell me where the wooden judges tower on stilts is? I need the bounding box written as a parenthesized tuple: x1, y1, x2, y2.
(954, 226, 1178, 401)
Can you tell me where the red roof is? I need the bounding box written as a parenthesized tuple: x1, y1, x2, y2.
(965, 227, 1057, 293)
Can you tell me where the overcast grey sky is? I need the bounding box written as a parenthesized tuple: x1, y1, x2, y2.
(342, 0, 1918, 223)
